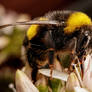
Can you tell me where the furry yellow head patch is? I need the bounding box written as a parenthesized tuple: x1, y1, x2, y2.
(27, 18, 48, 40)
(64, 12, 91, 34)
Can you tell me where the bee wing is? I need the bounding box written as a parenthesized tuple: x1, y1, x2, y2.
(0, 20, 61, 29)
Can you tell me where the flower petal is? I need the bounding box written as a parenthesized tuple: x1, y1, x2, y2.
(74, 87, 90, 92)
(16, 69, 39, 92)
(39, 69, 69, 81)
(83, 54, 92, 91)
(66, 72, 80, 92)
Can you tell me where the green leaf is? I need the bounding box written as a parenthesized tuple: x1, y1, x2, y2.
(37, 85, 48, 92)
(0, 28, 25, 61)
(59, 52, 71, 68)
(48, 79, 62, 92)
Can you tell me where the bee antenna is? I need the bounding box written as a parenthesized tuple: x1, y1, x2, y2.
(0, 20, 63, 29)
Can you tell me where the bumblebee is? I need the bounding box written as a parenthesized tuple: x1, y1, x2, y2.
(0, 10, 92, 82)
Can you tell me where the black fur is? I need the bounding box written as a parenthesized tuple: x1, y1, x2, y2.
(23, 10, 92, 82)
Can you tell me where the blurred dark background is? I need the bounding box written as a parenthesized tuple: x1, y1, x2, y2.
(0, 0, 92, 18)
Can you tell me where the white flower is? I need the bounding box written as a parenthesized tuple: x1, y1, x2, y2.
(74, 87, 90, 92)
(83, 54, 92, 91)
(39, 69, 69, 81)
(15, 69, 39, 92)
(66, 72, 80, 92)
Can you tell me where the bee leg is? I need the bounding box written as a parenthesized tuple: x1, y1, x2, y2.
(71, 37, 78, 65)
(48, 50, 54, 79)
(32, 66, 38, 83)
(49, 64, 53, 79)
(26, 49, 38, 83)
(84, 36, 91, 48)
(71, 37, 85, 76)
(71, 37, 82, 71)
(71, 37, 77, 56)
(81, 35, 91, 65)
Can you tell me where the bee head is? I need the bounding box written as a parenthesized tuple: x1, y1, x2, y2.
(26, 11, 92, 51)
